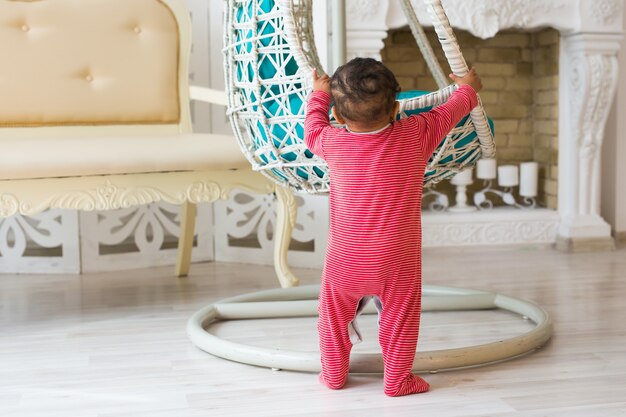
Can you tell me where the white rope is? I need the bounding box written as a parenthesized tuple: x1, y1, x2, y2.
(398, 0, 448, 89)
(423, 0, 496, 159)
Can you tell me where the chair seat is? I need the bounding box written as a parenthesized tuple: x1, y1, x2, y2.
(0, 133, 251, 181)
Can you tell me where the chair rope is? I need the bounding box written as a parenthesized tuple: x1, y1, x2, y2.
(422, 0, 496, 158)
(398, 0, 448, 89)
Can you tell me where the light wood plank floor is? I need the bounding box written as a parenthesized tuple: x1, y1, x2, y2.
(1, 243, 626, 417)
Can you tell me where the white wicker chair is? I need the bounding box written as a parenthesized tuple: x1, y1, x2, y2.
(223, 0, 495, 194)
(187, 0, 552, 375)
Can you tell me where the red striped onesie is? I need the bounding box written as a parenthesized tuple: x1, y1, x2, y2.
(304, 85, 478, 397)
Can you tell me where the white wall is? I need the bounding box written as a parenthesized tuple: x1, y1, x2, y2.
(602, 6, 626, 236)
(188, 1, 211, 133)
(187, 0, 231, 135)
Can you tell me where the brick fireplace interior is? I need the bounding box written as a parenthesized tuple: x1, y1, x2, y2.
(382, 27, 559, 209)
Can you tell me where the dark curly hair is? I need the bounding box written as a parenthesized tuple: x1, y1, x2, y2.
(330, 58, 401, 124)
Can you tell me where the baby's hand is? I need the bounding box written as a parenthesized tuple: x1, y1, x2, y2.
(313, 68, 331, 93)
(449, 67, 482, 93)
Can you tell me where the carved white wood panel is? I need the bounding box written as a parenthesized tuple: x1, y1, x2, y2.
(0, 210, 80, 274)
(79, 202, 213, 272)
(422, 208, 559, 247)
(214, 191, 328, 268)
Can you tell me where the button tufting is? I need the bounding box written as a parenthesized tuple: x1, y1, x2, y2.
(85, 74, 94, 82)
(21, 24, 30, 32)
(134, 26, 142, 34)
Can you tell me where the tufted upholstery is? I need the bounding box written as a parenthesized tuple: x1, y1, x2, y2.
(0, 0, 180, 126)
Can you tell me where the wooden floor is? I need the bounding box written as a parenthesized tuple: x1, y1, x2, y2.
(2, 243, 626, 417)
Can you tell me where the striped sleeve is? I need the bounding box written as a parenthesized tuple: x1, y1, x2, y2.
(304, 90, 333, 159)
(413, 84, 479, 163)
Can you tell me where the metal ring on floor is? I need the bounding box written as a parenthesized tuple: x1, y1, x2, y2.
(187, 284, 553, 373)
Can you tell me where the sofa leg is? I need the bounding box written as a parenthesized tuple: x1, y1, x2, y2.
(176, 201, 197, 277)
(273, 186, 299, 288)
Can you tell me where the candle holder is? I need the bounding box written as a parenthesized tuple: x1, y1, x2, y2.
(422, 188, 449, 212)
(473, 180, 537, 210)
(448, 167, 477, 213)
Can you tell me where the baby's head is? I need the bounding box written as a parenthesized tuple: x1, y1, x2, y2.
(330, 58, 401, 128)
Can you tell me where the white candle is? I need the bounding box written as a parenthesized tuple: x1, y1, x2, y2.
(476, 158, 497, 180)
(498, 165, 519, 187)
(450, 167, 473, 185)
(519, 162, 539, 197)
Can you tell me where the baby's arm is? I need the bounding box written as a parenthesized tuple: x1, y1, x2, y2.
(415, 68, 482, 162)
(304, 70, 333, 158)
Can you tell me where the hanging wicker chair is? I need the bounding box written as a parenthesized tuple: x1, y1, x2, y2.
(224, 0, 495, 194)
(187, 0, 552, 376)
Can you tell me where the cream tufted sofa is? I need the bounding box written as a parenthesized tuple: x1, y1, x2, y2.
(0, 0, 298, 287)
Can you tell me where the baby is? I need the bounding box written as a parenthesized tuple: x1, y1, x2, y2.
(304, 57, 482, 397)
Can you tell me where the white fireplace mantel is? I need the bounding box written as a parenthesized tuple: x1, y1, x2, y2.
(339, 0, 624, 251)
(344, 0, 623, 57)
(384, 0, 623, 40)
